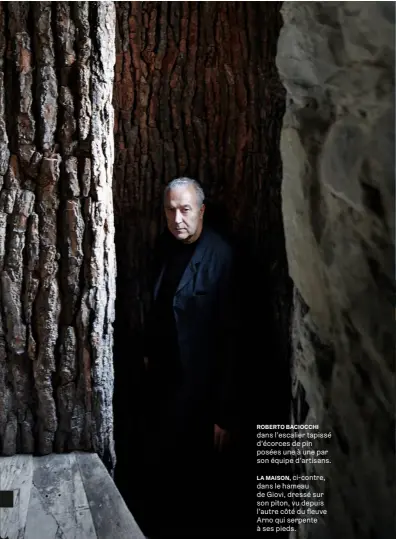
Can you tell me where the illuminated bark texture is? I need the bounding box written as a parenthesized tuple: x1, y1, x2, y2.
(0, 1, 117, 473)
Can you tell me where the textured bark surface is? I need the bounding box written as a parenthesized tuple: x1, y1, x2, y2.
(112, 1, 291, 529)
(277, 3, 395, 539)
(113, 0, 290, 377)
(0, 1, 117, 472)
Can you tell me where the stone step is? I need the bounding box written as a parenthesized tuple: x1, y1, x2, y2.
(0, 452, 145, 539)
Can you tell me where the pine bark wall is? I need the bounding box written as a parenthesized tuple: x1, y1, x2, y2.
(0, 1, 117, 471)
(113, 0, 290, 375)
(0, 0, 290, 487)
(112, 1, 291, 514)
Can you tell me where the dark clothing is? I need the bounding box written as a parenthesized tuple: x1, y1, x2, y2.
(144, 225, 238, 428)
(142, 225, 239, 538)
(149, 236, 199, 366)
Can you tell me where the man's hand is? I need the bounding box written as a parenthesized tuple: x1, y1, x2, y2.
(214, 423, 230, 452)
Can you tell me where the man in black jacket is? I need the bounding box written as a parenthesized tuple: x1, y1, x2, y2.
(142, 177, 239, 538)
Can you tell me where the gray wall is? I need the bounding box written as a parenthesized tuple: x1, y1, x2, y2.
(277, 3, 395, 538)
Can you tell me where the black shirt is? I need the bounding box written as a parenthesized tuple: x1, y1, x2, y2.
(151, 235, 199, 361)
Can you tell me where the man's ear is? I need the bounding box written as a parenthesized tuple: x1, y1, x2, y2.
(200, 203, 205, 217)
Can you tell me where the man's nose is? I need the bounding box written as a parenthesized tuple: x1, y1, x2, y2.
(175, 210, 183, 223)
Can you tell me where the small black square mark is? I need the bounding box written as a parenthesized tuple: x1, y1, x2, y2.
(0, 490, 14, 508)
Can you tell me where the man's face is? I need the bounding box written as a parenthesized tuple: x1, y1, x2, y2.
(164, 185, 205, 243)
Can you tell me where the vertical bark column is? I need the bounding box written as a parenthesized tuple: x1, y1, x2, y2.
(88, 1, 117, 471)
(0, 1, 117, 472)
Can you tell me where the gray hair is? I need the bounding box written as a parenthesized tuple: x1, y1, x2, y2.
(164, 177, 205, 207)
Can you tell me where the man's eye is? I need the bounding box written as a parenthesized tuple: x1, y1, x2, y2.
(182, 208, 190, 213)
